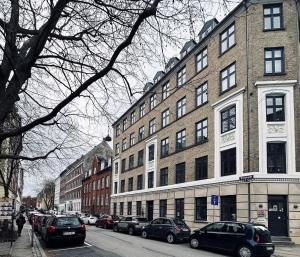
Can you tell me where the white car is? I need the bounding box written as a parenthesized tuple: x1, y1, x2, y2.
(81, 215, 98, 225)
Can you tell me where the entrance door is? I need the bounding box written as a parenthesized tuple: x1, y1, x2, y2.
(147, 201, 154, 221)
(268, 195, 288, 236)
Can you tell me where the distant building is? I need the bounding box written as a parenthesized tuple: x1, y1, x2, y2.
(82, 154, 113, 215)
(54, 177, 61, 211)
(22, 196, 37, 209)
(59, 140, 112, 214)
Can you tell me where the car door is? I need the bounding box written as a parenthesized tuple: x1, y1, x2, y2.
(202, 222, 226, 249)
(148, 219, 160, 237)
(159, 218, 172, 239)
(222, 223, 246, 251)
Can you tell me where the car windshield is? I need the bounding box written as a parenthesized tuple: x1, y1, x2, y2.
(173, 219, 186, 226)
(135, 218, 148, 222)
(56, 217, 81, 226)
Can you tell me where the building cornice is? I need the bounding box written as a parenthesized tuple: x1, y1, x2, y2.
(255, 80, 297, 87)
(211, 87, 245, 108)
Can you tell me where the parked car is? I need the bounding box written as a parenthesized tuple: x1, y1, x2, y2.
(96, 215, 119, 229)
(36, 214, 52, 234)
(41, 215, 86, 246)
(81, 215, 98, 225)
(113, 216, 148, 235)
(189, 222, 275, 257)
(32, 213, 45, 231)
(141, 217, 190, 243)
(28, 211, 39, 224)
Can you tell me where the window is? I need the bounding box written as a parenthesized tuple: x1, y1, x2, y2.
(221, 195, 236, 221)
(159, 200, 167, 217)
(128, 177, 133, 191)
(113, 203, 117, 215)
(267, 143, 286, 173)
(138, 149, 144, 166)
(195, 156, 208, 180)
(120, 202, 124, 215)
(148, 144, 155, 161)
(129, 155, 134, 169)
(196, 118, 208, 143)
(114, 162, 119, 174)
(137, 174, 143, 190)
(160, 168, 168, 186)
(176, 129, 186, 150)
(149, 118, 156, 135)
(177, 97, 186, 118)
(131, 111, 136, 125)
(115, 143, 120, 155)
(136, 201, 142, 216)
(150, 94, 157, 110)
(264, 4, 283, 30)
(121, 159, 126, 173)
(195, 197, 207, 221)
(123, 118, 128, 131)
(162, 82, 170, 100)
(177, 66, 186, 87)
(264, 48, 284, 74)
(140, 103, 145, 118)
(162, 109, 170, 127)
(266, 95, 285, 122)
(196, 82, 208, 106)
(148, 171, 154, 188)
(114, 182, 117, 194)
(116, 124, 121, 137)
(120, 180, 125, 193)
(122, 138, 127, 151)
(220, 23, 235, 54)
(101, 177, 105, 188)
(129, 133, 135, 147)
(175, 199, 184, 219)
(139, 126, 145, 141)
(221, 105, 236, 133)
(176, 162, 185, 183)
(220, 62, 236, 93)
(161, 138, 169, 158)
(196, 47, 208, 72)
(106, 176, 110, 187)
(221, 148, 236, 176)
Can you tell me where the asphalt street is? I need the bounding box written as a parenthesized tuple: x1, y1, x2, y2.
(39, 225, 291, 257)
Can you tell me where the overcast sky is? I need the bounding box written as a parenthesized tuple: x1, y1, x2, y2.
(23, 0, 241, 197)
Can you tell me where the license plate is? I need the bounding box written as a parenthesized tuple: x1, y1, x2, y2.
(182, 228, 189, 231)
(63, 231, 75, 235)
(266, 246, 273, 251)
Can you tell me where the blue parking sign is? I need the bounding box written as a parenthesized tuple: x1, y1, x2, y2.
(211, 195, 218, 205)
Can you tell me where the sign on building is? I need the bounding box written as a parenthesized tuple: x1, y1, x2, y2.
(0, 198, 13, 220)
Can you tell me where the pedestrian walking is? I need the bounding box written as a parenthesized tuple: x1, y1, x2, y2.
(16, 213, 26, 236)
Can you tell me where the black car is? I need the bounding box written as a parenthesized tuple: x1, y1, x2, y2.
(189, 222, 275, 257)
(141, 217, 191, 244)
(113, 216, 148, 235)
(41, 215, 86, 246)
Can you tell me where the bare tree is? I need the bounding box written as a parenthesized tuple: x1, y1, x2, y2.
(0, 0, 237, 190)
(37, 180, 55, 210)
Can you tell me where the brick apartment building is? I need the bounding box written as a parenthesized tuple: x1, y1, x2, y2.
(22, 196, 37, 209)
(82, 153, 113, 215)
(111, 0, 300, 244)
(59, 140, 112, 214)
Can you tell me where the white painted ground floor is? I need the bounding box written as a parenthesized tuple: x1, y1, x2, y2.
(111, 177, 300, 244)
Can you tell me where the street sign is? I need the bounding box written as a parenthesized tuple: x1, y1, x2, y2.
(239, 175, 254, 182)
(211, 195, 218, 206)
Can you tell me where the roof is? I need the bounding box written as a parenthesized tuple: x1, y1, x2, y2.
(198, 18, 219, 36)
(165, 57, 180, 70)
(153, 71, 165, 82)
(180, 39, 197, 54)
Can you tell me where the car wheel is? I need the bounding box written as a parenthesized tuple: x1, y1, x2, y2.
(128, 227, 134, 236)
(190, 237, 199, 249)
(166, 233, 175, 244)
(78, 239, 85, 245)
(237, 245, 253, 257)
(113, 225, 118, 232)
(104, 223, 107, 229)
(141, 230, 148, 239)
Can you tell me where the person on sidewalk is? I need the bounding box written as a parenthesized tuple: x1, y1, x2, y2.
(16, 213, 26, 236)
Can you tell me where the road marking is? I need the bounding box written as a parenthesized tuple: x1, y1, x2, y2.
(47, 242, 92, 252)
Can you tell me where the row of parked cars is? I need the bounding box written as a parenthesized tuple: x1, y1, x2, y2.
(27, 211, 86, 247)
(91, 214, 275, 257)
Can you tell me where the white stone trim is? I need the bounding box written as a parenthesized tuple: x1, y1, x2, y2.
(145, 138, 158, 189)
(213, 89, 244, 179)
(257, 80, 297, 175)
(112, 158, 120, 194)
(211, 87, 245, 107)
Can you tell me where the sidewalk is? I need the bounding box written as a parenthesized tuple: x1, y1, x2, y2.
(0, 223, 47, 257)
(274, 245, 300, 257)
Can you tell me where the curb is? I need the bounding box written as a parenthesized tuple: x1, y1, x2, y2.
(32, 233, 47, 257)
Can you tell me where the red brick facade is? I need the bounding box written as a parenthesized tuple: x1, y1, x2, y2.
(22, 196, 37, 209)
(82, 156, 112, 215)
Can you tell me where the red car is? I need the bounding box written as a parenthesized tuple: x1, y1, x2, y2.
(96, 215, 119, 229)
